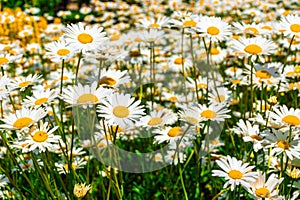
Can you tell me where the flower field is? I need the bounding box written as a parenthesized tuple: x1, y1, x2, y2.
(0, 0, 300, 199)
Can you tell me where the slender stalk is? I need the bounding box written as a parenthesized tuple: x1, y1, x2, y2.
(179, 165, 188, 200)
(190, 33, 200, 103)
(75, 50, 83, 85)
(181, 28, 188, 103)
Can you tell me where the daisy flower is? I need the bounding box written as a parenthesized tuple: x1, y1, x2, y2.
(269, 105, 300, 127)
(178, 104, 202, 126)
(170, 11, 200, 30)
(164, 150, 186, 166)
(212, 155, 258, 191)
(208, 87, 231, 104)
(22, 88, 58, 108)
(97, 92, 145, 128)
(56, 157, 87, 174)
(96, 69, 131, 88)
(248, 171, 283, 199)
(232, 22, 262, 36)
(231, 119, 263, 152)
(137, 16, 170, 29)
(11, 74, 43, 91)
(62, 81, 112, 107)
(168, 55, 193, 72)
(0, 75, 12, 100)
(139, 29, 165, 43)
(279, 14, 300, 37)
(0, 53, 22, 69)
(198, 103, 231, 122)
(137, 109, 178, 128)
(45, 40, 75, 63)
(153, 125, 191, 144)
(224, 66, 243, 78)
(230, 36, 276, 62)
(197, 16, 232, 42)
(64, 22, 108, 52)
(262, 129, 300, 160)
(0, 107, 47, 131)
(22, 121, 60, 152)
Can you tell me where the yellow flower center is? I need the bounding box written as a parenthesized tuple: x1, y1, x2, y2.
(98, 77, 117, 86)
(77, 94, 99, 103)
(63, 163, 77, 171)
(286, 71, 295, 77)
(18, 81, 33, 88)
(110, 125, 124, 133)
(282, 115, 300, 126)
(167, 126, 184, 137)
(255, 187, 270, 198)
(197, 83, 207, 89)
(13, 117, 33, 129)
(255, 69, 271, 79)
(183, 20, 197, 27)
(277, 140, 290, 150)
(214, 95, 226, 103)
(113, 106, 130, 118)
(261, 25, 272, 30)
(0, 57, 9, 65)
(210, 48, 220, 55)
(201, 110, 217, 119)
(147, 117, 163, 126)
(57, 48, 70, 56)
(207, 26, 220, 35)
(185, 116, 198, 125)
(32, 131, 48, 142)
(245, 27, 259, 34)
(244, 44, 262, 55)
(174, 57, 185, 65)
(290, 24, 300, 33)
(34, 97, 48, 105)
(169, 96, 178, 102)
(62, 76, 69, 80)
(229, 67, 238, 72)
(150, 23, 160, 28)
(250, 135, 263, 141)
(228, 169, 243, 179)
(77, 33, 94, 44)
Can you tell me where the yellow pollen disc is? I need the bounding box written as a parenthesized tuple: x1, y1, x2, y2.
(228, 169, 243, 179)
(277, 140, 290, 150)
(0, 57, 9, 65)
(167, 127, 184, 137)
(34, 97, 48, 105)
(261, 25, 272, 30)
(197, 83, 207, 89)
(169, 96, 178, 102)
(255, 187, 270, 198)
(98, 77, 117, 86)
(282, 115, 300, 126)
(57, 48, 70, 56)
(174, 57, 185, 65)
(13, 117, 33, 129)
(229, 67, 238, 72)
(77, 94, 99, 103)
(290, 24, 300, 33)
(286, 71, 295, 77)
(245, 27, 259, 34)
(210, 48, 220, 55)
(18, 81, 33, 87)
(150, 23, 160, 28)
(201, 110, 217, 119)
(62, 76, 69, 80)
(113, 106, 130, 118)
(207, 26, 220, 35)
(183, 20, 197, 27)
(185, 116, 198, 125)
(231, 79, 241, 84)
(77, 33, 93, 44)
(244, 44, 262, 55)
(250, 135, 263, 141)
(255, 69, 271, 79)
(104, 133, 113, 140)
(3, 46, 11, 51)
(64, 163, 77, 171)
(147, 117, 163, 126)
(111, 125, 124, 133)
(214, 95, 226, 103)
(32, 131, 48, 142)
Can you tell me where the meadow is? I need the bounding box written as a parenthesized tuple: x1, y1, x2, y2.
(0, 0, 300, 199)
